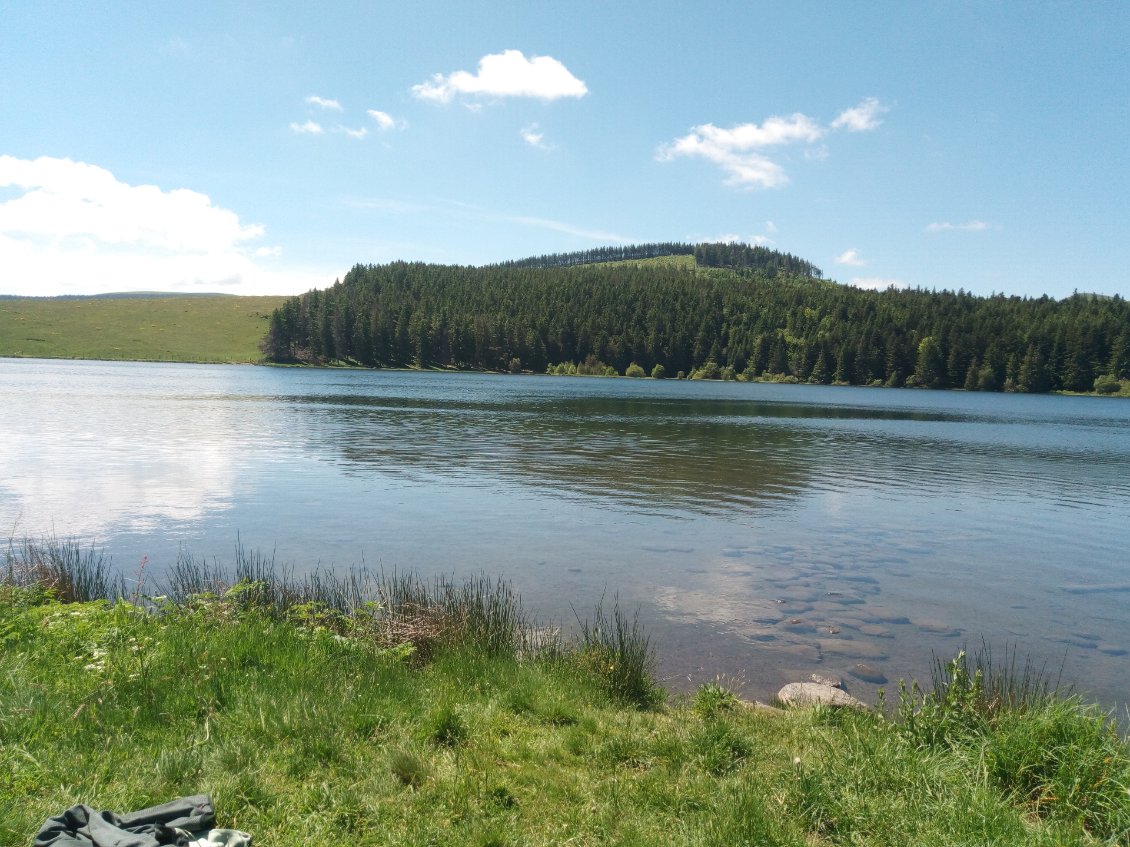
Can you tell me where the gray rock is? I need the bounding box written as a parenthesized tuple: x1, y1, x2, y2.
(777, 682, 866, 710)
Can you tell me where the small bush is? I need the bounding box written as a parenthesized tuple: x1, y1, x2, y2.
(690, 361, 721, 381)
(693, 682, 740, 718)
(650, 363, 666, 379)
(624, 362, 646, 378)
(1094, 373, 1121, 394)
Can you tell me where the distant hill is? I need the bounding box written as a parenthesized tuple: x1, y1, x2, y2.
(0, 291, 238, 301)
(261, 242, 1129, 394)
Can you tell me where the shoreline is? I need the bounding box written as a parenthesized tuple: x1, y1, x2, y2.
(3, 554, 1128, 844)
(3, 354, 1127, 398)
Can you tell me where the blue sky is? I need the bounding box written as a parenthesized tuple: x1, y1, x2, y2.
(1, 1, 1127, 298)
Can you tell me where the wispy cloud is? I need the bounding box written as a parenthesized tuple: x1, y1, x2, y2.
(831, 97, 888, 132)
(848, 276, 908, 291)
(367, 109, 406, 131)
(412, 49, 588, 103)
(340, 126, 368, 140)
(520, 123, 550, 149)
(509, 215, 631, 243)
(0, 155, 330, 296)
(657, 99, 886, 189)
(289, 120, 324, 135)
(306, 95, 343, 111)
(346, 194, 631, 245)
(835, 248, 866, 266)
(925, 219, 991, 232)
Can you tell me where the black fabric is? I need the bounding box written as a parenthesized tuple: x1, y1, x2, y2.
(34, 795, 214, 847)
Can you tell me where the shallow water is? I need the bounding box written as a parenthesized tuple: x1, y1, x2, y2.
(3, 359, 1129, 708)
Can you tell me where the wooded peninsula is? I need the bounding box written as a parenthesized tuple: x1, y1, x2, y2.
(261, 243, 1130, 394)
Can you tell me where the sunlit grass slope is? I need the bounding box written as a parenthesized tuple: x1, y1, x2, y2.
(0, 295, 287, 363)
(591, 253, 697, 270)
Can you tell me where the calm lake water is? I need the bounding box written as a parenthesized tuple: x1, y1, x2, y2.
(3, 358, 1129, 708)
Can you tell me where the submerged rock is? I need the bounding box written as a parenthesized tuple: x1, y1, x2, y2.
(849, 663, 888, 685)
(777, 682, 866, 710)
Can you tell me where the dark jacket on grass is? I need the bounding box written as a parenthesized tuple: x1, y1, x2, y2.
(35, 794, 219, 847)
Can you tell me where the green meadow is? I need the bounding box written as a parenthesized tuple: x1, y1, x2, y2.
(2, 541, 1128, 846)
(0, 295, 287, 363)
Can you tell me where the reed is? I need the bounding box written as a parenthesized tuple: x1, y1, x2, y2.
(3, 537, 123, 602)
(575, 594, 660, 708)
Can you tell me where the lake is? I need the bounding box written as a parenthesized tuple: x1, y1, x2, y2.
(3, 358, 1129, 709)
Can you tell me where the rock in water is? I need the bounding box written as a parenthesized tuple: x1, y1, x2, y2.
(777, 682, 866, 710)
(850, 663, 888, 684)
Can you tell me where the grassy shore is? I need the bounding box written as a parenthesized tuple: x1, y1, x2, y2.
(2, 541, 1128, 846)
(0, 295, 287, 363)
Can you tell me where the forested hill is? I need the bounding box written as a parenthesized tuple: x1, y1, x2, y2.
(261, 243, 1130, 393)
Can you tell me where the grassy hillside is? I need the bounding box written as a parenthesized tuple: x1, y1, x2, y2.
(0, 295, 287, 363)
(590, 253, 697, 271)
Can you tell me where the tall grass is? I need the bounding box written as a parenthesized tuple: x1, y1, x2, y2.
(4, 538, 555, 662)
(4, 537, 123, 602)
(164, 543, 370, 614)
(164, 547, 537, 659)
(897, 643, 1130, 840)
(575, 594, 660, 708)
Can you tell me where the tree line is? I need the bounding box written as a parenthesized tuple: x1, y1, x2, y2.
(261, 243, 1129, 393)
(498, 242, 822, 279)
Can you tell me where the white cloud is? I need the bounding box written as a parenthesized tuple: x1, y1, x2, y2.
(367, 109, 405, 131)
(835, 248, 866, 266)
(520, 123, 550, 149)
(412, 49, 588, 103)
(925, 219, 991, 232)
(657, 113, 826, 189)
(0, 156, 330, 296)
(340, 126, 369, 139)
(765, 220, 778, 233)
(289, 120, 324, 135)
(848, 276, 908, 291)
(660, 99, 888, 188)
(306, 95, 343, 111)
(831, 97, 888, 132)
